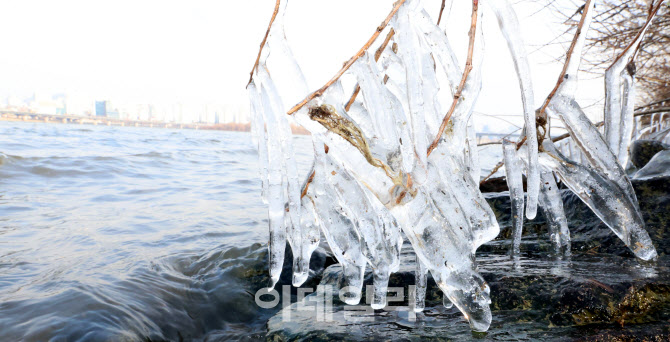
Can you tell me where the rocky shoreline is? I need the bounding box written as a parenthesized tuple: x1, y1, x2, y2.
(243, 141, 670, 341)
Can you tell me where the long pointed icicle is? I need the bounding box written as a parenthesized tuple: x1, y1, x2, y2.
(393, 2, 429, 181)
(604, 3, 660, 164)
(538, 168, 571, 257)
(487, 0, 539, 219)
(547, 95, 639, 208)
(534, 140, 657, 261)
(323, 151, 402, 309)
(391, 182, 492, 332)
(248, 82, 269, 204)
(414, 255, 427, 313)
(308, 139, 367, 304)
(503, 140, 525, 256)
(257, 65, 305, 287)
(619, 69, 636, 167)
(431, 142, 499, 250)
(249, 0, 313, 288)
(257, 73, 288, 288)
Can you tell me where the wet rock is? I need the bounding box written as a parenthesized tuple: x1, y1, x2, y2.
(267, 259, 670, 341)
(630, 139, 669, 169)
(266, 176, 670, 341)
(634, 150, 670, 180)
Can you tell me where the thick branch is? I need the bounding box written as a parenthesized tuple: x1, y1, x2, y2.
(427, 0, 479, 157)
(246, 0, 281, 88)
(287, 0, 407, 115)
(538, 0, 594, 115)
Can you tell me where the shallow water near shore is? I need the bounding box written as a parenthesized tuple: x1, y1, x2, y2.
(0, 121, 314, 341)
(1, 121, 668, 341)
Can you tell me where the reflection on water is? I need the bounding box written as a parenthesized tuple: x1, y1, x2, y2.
(0, 122, 313, 341)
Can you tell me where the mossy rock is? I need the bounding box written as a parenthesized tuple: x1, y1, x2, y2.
(630, 140, 669, 169)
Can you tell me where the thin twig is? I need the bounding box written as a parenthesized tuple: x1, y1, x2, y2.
(538, 0, 594, 115)
(437, 0, 447, 26)
(344, 29, 396, 111)
(608, 0, 664, 70)
(426, 0, 479, 157)
(300, 171, 316, 199)
(635, 96, 670, 111)
(246, 0, 281, 88)
(480, 161, 504, 185)
(287, 0, 407, 115)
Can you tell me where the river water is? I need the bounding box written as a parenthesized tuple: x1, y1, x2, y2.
(0, 122, 317, 341)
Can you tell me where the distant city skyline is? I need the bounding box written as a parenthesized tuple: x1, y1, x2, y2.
(0, 0, 608, 134)
(1, 91, 247, 124)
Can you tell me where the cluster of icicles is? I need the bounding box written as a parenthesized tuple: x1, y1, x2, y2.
(248, 0, 659, 332)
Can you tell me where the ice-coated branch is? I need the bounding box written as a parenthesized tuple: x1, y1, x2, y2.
(486, 0, 541, 220)
(344, 29, 396, 111)
(287, 0, 407, 115)
(502, 140, 524, 256)
(608, 0, 665, 69)
(246, 0, 281, 88)
(604, 0, 664, 164)
(427, 0, 479, 157)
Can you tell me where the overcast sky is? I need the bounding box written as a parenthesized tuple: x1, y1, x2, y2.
(0, 0, 605, 132)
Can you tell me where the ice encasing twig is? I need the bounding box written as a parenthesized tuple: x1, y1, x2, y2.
(503, 140, 525, 256)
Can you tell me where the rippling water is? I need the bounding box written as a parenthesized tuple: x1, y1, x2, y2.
(0, 122, 314, 341)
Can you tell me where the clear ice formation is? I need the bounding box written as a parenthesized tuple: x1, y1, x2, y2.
(502, 140, 524, 256)
(604, 5, 658, 167)
(414, 255, 427, 312)
(248, 0, 660, 333)
(538, 169, 571, 257)
(530, 140, 657, 261)
(487, 0, 539, 220)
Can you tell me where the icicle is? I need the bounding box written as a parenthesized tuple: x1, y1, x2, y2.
(567, 139, 575, 161)
(465, 120, 480, 181)
(547, 95, 638, 207)
(292, 192, 321, 286)
(392, 156, 491, 331)
(538, 169, 571, 257)
(353, 52, 414, 174)
(414, 255, 427, 312)
(257, 66, 303, 286)
(532, 140, 657, 261)
(391, 183, 492, 331)
(351, 52, 399, 149)
(486, 0, 539, 220)
(308, 139, 367, 303)
(264, 1, 309, 113)
(431, 142, 499, 250)
(414, 9, 460, 94)
(248, 82, 269, 204)
(380, 48, 417, 174)
(503, 140, 524, 256)
(393, 4, 428, 177)
(619, 70, 636, 167)
(322, 150, 402, 309)
(604, 4, 659, 162)
(256, 77, 288, 288)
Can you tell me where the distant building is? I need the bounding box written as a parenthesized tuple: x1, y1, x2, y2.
(95, 101, 107, 117)
(95, 100, 119, 118)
